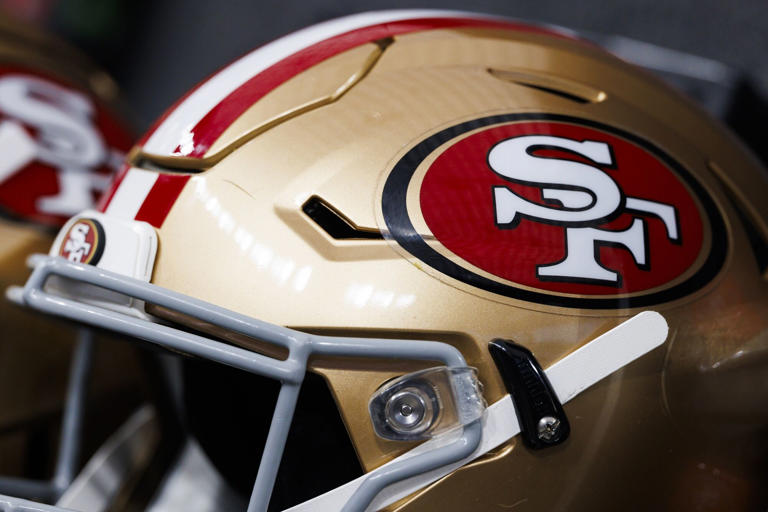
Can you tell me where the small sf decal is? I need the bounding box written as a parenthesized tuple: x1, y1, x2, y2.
(59, 218, 105, 265)
(381, 114, 725, 309)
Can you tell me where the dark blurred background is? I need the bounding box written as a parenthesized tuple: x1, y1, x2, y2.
(1, 0, 766, 161)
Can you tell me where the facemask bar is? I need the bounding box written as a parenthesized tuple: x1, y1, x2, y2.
(11, 254, 483, 512)
(0, 494, 71, 512)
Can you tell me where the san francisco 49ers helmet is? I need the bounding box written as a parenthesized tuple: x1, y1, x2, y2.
(0, 13, 142, 506)
(8, 9, 768, 512)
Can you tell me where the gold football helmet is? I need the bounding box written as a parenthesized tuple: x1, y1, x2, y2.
(0, 13, 143, 505)
(8, 10, 768, 511)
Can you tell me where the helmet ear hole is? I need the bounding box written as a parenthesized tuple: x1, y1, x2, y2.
(183, 358, 362, 510)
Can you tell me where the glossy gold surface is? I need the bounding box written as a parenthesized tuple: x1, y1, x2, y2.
(134, 39, 392, 172)
(143, 26, 767, 508)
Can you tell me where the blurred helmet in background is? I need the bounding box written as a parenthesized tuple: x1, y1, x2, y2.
(0, 13, 144, 503)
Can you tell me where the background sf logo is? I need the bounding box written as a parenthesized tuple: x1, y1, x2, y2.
(0, 75, 122, 216)
(489, 135, 680, 287)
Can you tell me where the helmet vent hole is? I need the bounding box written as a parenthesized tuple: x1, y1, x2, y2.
(302, 196, 383, 240)
(488, 68, 607, 104)
(511, 82, 590, 104)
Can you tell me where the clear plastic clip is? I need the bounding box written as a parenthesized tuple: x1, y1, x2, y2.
(369, 366, 485, 441)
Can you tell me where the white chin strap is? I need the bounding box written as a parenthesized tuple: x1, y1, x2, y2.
(287, 310, 668, 512)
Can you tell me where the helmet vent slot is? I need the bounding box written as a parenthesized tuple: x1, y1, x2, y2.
(302, 196, 383, 240)
(488, 68, 607, 104)
(130, 154, 204, 174)
(511, 82, 590, 104)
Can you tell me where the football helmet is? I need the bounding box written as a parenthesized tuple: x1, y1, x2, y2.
(0, 13, 141, 505)
(9, 9, 768, 511)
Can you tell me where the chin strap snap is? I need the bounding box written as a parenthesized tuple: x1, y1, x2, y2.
(489, 340, 570, 449)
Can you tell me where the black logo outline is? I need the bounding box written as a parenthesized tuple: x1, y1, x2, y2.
(380, 113, 727, 309)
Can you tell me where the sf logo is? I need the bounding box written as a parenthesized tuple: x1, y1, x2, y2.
(489, 135, 680, 286)
(62, 222, 93, 263)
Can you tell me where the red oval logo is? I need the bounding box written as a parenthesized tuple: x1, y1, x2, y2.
(59, 218, 105, 265)
(381, 115, 726, 309)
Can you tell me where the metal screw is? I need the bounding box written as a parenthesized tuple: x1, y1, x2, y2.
(385, 388, 430, 433)
(537, 416, 561, 441)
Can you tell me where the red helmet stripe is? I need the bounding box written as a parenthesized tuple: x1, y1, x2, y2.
(140, 12, 582, 158)
(116, 13, 582, 228)
(133, 173, 191, 227)
(184, 17, 578, 158)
